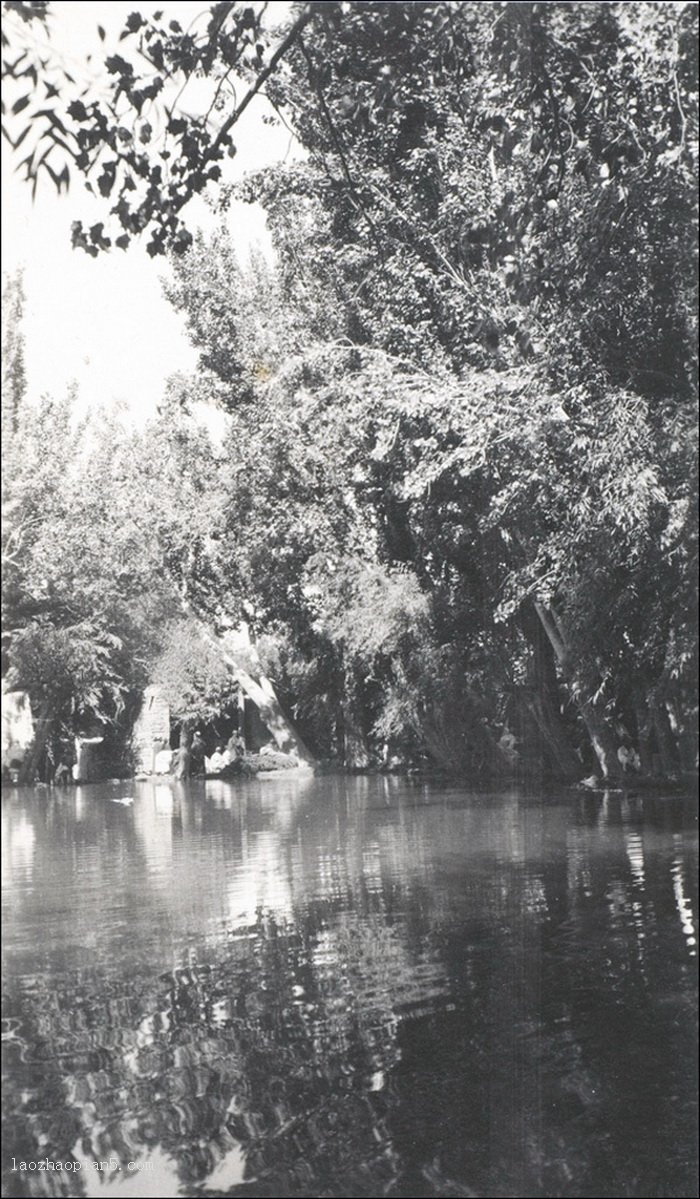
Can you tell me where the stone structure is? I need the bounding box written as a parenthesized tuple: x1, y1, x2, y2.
(132, 686, 171, 774)
(1, 688, 34, 774)
(73, 735, 104, 783)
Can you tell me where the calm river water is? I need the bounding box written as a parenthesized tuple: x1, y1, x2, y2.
(1, 776, 697, 1198)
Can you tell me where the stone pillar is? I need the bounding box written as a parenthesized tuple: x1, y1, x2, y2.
(132, 686, 171, 774)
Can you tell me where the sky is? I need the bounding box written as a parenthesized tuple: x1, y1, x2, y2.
(2, 0, 299, 427)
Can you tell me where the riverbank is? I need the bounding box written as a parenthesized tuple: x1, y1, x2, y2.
(3, 757, 694, 792)
(133, 747, 311, 783)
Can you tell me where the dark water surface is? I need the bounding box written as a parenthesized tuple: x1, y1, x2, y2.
(2, 776, 697, 1199)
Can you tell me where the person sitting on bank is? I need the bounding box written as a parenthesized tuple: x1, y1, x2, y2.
(617, 741, 641, 773)
(54, 759, 71, 786)
(208, 745, 227, 774)
(227, 732, 245, 760)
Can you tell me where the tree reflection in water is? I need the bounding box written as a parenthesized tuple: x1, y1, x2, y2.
(1, 778, 697, 1197)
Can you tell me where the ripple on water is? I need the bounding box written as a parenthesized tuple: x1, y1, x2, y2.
(2, 778, 697, 1198)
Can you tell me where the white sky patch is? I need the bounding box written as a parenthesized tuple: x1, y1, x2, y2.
(2, 0, 302, 428)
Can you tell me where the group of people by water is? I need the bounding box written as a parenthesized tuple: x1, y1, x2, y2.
(1, 728, 250, 787)
(163, 730, 246, 780)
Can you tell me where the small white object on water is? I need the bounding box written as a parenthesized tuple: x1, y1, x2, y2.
(110, 796, 134, 805)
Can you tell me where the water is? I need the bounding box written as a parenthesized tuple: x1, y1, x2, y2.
(1, 776, 697, 1198)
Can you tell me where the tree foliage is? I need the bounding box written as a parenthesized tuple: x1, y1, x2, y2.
(151, 617, 237, 728)
(2, 2, 697, 778)
(0, 364, 232, 771)
(2, 0, 314, 254)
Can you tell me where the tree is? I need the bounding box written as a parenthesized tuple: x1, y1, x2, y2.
(1, 326, 315, 777)
(150, 616, 236, 771)
(2, 0, 315, 255)
(2, 395, 169, 776)
(250, 0, 698, 778)
(1, 270, 26, 445)
(3, 2, 697, 779)
(160, 199, 695, 778)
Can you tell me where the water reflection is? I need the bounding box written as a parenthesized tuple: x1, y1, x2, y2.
(672, 843, 697, 958)
(2, 778, 697, 1198)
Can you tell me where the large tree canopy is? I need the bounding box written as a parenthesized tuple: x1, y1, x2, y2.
(2, 1, 697, 781)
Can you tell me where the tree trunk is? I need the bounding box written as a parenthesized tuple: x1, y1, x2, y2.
(521, 602, 581, 780)
(526, 694, 582, 779)
(231, 663, 315, 762)
(237, 688, 247, 748)
(675, 702, 698, 775)
(19, 698, 52, 783)
(650, 695, 678, 776)
(423, 693, 512, 776)
(175, 721, 192, 780)
(180, 605, 315, 766)
(533, 601, 622, 780)
(341, 700, 371, 769)
(217, 624, 315, 764)
(634, 697, 655, 775)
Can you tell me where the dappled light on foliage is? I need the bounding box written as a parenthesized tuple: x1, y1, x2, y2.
(2, 0, 697, 775)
